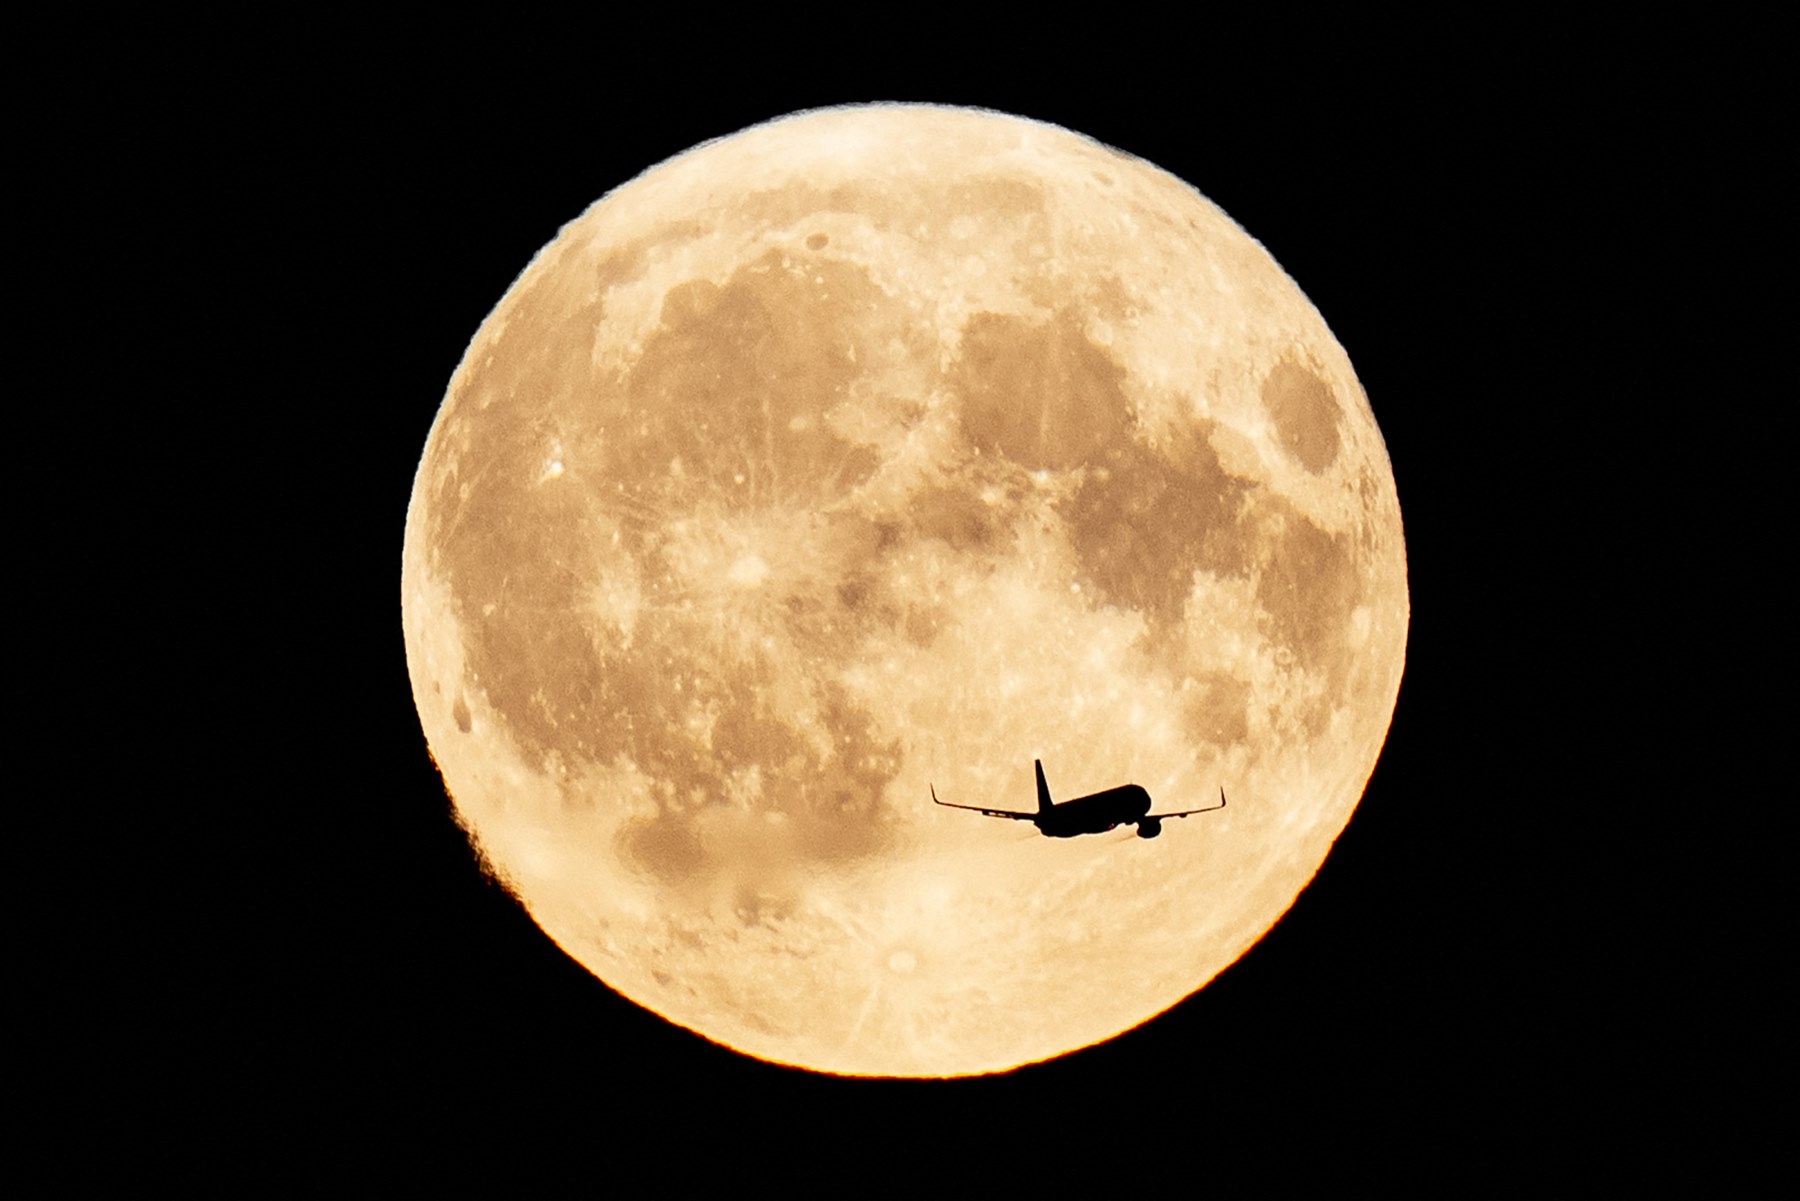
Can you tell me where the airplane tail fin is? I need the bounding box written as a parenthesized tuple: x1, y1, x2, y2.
(1034, 759, 1053, 815)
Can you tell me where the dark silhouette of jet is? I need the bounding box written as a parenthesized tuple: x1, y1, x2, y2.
(932, 759, 1225, 839)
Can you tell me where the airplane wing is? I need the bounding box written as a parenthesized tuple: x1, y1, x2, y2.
(931, 783, 1037, 820)
(1148, 787, 1228, 819)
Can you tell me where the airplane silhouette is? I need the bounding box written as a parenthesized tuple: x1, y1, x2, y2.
(932, 759, 1226, 839)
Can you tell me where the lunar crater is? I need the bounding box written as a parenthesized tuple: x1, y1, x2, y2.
(1261, 358, 1343, 473)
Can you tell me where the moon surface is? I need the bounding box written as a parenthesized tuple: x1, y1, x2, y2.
(401, 104, 1407, 1077)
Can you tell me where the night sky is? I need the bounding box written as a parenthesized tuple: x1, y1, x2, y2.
(70, 16, 1755, 1176)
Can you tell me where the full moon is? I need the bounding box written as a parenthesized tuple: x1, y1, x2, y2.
(401, 104, 1407, 1076)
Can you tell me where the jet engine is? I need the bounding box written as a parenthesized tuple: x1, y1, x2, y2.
(1135, 816, 1162, 839)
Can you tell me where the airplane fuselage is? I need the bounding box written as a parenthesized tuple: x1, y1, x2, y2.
(1035, 784, 1153, 838)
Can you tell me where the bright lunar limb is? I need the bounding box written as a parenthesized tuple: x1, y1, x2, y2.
(401, 104, 1407, 1077)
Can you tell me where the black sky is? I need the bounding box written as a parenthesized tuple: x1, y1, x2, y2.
(66, 16, 1768, 1178)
